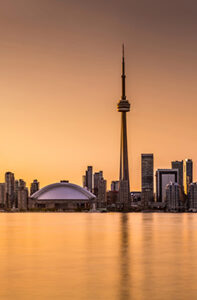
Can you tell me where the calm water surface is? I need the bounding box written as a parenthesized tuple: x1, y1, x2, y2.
(0, 213, 197, 300)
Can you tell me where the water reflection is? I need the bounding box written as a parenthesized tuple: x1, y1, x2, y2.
(1, 213, 197, 299)
(119, 213, 131, 300)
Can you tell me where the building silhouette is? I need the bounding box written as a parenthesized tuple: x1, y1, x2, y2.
(97, 177, 107, 208)
(82, 175, 86, 189)
(83, 166, 93, 192)
(0, 183, 5, 208)
(30, 179, 40, 195)
(141, 154, 154, 205)
(171, 160, 183, 188)
(156, 169, 178, 202)
(4, 172, 15, 209)
(166, 182, 184, 211)
(93, 171, 107, 207)
(111, 181, 119, 192)
(184, 159, 193, 195)
(117, 45, 131, 207)
(14, 180, 19, 207)
(188, 182, 197, 210)
(130, 191, 141, 203)
(93, 171, 103, 197)
(18, 181, 28, 211)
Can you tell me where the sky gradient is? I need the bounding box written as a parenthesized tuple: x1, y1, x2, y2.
(0, 0, 197, 190)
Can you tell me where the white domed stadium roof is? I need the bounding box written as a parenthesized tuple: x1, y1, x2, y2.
(31, 182, 96, 200)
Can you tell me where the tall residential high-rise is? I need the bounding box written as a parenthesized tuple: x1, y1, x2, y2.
(93, 171, 107, 208)
(166, 182, 184, 211)
(0, 183, 5, 208)
(83, 166, 93, 192)
(4, 172, 15, 209)
(14, 180, 19, 208)
(93, 171, 103, 197)
(141, 154, 154, 205)
(97, 177, 107, 208)
(156, 169, 178, 202)
(188, 183, 197, 210)
(171, 160, 183, 188)
(184, 159, 193, 194)
(117, 45, 131, 207)
(30, 179, 40, 195)
(18, 185, 28, 211)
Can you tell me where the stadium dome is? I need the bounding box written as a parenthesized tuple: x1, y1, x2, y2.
(29, 182, 96, 210)
(31, 182, 95, 200)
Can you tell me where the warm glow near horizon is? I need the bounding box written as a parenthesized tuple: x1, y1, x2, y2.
(0, 0, 197, 190)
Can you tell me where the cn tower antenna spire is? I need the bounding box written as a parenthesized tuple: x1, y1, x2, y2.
(122, 43, 126, 100)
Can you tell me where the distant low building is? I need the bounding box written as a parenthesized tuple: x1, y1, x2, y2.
(130, 191, 141, 203)
(188, 183, 197, 210)
(107, 190, 118, 207)
(149, 201, 166, 210)
(111, 181, 119, 192)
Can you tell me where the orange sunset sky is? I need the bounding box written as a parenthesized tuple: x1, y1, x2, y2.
(0, 0, 197, 190)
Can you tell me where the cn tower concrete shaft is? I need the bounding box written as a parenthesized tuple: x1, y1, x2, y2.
(120, 111, 129, 184)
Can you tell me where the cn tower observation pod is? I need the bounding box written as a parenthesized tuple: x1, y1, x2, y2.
(29, 182, 96, 211)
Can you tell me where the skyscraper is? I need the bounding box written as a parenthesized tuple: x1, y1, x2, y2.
(171, 160, 183, 188)
(188, 182, 197, 210)
(18, 184, 28, 211)
(0, 183, 5, 208)
(166, 182, 184, 211)
(156, 169, 178, 202)
(184, 159, 193, 194)
(97, 177, 107, 208)
(93, 171, 107, 208)
(30, 179, 40, 195)
(14, 180, 19, 208)
(117, 45, 131, 207)
(141, 154, 154, 205)
(83, 166, 93, 192)
(4, 172, 15, 209)
(93, 171, 103, 197)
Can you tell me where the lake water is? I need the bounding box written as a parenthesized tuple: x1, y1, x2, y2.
(0, 213, 197, 299)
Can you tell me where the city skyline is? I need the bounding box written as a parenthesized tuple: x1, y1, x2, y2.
(0, 156, 195, 212)
(0, 0, 197, 190)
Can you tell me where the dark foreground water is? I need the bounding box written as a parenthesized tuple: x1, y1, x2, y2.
(0, 213, 197, 300)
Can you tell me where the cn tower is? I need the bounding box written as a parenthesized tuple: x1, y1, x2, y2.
(117, 45, 130, 206)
